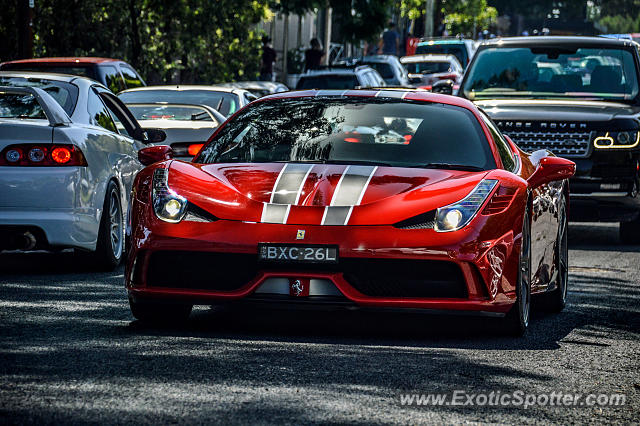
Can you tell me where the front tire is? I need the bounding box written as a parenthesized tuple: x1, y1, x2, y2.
(504, 209, 532, 336)
(93, 181, 125, 270)
(540, 197, 568, 312)
(129, 297, 192, 323)
(620, 216, 640, 245)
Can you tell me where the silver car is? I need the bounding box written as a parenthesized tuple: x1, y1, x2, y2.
(0, 72, 164, 269)
(126, 103, 226, 159)
(118, 85, 258, 118)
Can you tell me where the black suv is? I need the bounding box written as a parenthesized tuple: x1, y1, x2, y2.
(456, 36, 640, 243)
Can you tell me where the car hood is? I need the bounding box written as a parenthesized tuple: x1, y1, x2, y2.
(474, 99, 640, 121)
(167, 161, 488, 225)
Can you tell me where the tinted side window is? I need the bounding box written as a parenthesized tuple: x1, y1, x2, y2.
(481, 114, 516, 171)
(120, 65, 144, 89)
(87, 89, 118, 133)
(98, 65, 125, 93)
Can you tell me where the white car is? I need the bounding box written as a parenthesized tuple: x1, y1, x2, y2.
(118, 85, 258, 118)
(0, 72, 164, 269)
(126, 103, 226, 159)
(400, 54, 464, 89)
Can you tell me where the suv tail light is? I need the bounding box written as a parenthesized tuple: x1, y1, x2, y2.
(0, 144, 87, 166)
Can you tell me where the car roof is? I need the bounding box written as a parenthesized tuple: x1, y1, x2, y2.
(261, 88, 478, 111)
(301, 66, 372, 76)
(400, 54, 459, 63)
(478, 35, 637, 48)
(418, 39, 471, 46)
(1, 57, 123, 65)
(0, 70, 103, 88)
(119, 85, 246, 95)
(358, 55, 400, 63)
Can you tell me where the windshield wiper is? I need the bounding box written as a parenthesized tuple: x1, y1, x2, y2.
(415, 163, 485, 172)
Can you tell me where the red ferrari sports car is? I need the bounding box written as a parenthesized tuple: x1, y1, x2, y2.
(126, 89, 575, 335)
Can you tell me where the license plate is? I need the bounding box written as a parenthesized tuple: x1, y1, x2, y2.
(258, 244, 338, 263)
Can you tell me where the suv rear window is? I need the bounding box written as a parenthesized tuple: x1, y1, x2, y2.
(416, 44, 468, 67)
(296, 75, 359, 90)
(362, 62, 394, 79)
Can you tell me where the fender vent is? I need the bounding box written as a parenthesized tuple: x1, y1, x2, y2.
(482, 186, 517, 215)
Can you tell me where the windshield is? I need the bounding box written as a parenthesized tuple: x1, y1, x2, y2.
(196, 97, 495, 170)
(118, 89, 238, 116)
(415, 44, 468, 67)
(462, 46, 639, 101)
(0, 77, 79, 115)
(0, 93, 47, 119)
(405, 61, 452, 74)
(128, 104, 218, 124)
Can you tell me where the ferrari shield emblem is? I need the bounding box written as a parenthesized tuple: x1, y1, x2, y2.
(296, 230, 305, 240)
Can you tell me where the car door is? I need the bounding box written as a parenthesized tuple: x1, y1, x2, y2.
(86, 86, 143, 218)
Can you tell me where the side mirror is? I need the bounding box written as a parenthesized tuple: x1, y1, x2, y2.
(133, 128, 167, 143)
(528, 156, 576, 189)
(431, 79, 454, 95)
(138, 145, 173, 166)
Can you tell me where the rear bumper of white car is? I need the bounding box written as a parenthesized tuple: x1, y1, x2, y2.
(0, 167, 100, 251)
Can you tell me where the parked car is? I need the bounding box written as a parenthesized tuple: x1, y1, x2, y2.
(0, 57, 145, 93)
(456, 36, 640, 243)
(126, 103, 225, 159)
(0, 71, 165, 268)
(127, 88, 575, 335)
(118, 85, 256, 117)
(400, 54, 463, 89)
(415, 38, 477, 69)
(295, 66, 385, 90)
(352, 55, 410, 86)
(215, 81, 289, 97)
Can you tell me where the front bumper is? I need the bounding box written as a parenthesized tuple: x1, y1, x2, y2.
(126, 218, 521, 315)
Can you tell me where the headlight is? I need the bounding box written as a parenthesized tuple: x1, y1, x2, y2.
(435, 179, 498, 232)
(152, 168, 187, 223)
(594, 131, 639, 149)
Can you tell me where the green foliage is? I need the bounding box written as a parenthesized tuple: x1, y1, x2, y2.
(330, 0, 393, 43)
(443, 0, 497, 35)
(2, 0, 270, 84)
(599, 13, 640, 33)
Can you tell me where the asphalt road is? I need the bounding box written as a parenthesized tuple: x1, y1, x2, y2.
(0, 223, 638, 424)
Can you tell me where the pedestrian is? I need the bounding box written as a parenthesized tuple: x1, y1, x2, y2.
(304, 38, 325, 71)
(379, 22, 400, 56)
(259, 36, 276, 82)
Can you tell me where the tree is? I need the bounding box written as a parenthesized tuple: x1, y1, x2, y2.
(1, 0, 271, 84)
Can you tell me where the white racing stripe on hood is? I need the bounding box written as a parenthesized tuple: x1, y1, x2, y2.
(322, 165, 377, 225)
(262, 163, 313, 224)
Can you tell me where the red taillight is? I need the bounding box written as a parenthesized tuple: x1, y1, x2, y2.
(188, 143, 204, 156)
(51, 147, 72, 164)
(482, 186, 517, 215)
(0, 144, 87, 167)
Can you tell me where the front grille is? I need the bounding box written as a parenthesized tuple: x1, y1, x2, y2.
(145, 251, 468, 299)
(341, 258, 468, 298)
(504, 130, 591, 158)
(147, 251, 259, 291)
